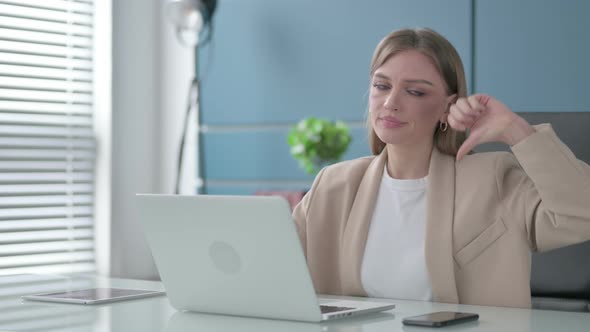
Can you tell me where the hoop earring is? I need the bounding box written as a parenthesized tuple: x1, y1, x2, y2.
(439, 121, 448, 132)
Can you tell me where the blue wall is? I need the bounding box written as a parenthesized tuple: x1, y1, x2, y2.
(475, 0, 590, 112)
(198, 0, 589, 194)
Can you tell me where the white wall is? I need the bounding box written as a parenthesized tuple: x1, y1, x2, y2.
(111, 0, 194, 279)
(94, 0, 113, 277)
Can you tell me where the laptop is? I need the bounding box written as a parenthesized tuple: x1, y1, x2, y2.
(136, 194, 395, 322)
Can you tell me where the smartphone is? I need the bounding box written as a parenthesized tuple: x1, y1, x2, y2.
(402, 311, 479, 327)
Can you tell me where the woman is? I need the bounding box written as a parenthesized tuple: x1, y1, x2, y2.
(292, 28, 590, 308)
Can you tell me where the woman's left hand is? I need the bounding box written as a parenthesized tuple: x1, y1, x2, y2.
(448, 94, 536, 161)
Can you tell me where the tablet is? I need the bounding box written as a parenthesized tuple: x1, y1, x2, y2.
(22, 288, 165, 305)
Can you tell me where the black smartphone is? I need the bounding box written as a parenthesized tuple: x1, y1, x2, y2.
(402, 311, 479, 327)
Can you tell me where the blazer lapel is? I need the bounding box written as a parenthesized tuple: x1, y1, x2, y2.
(340, 150, 387, 296)
(425, 148, 459, 303)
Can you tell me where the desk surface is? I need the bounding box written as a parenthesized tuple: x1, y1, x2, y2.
(0, 274, 588, 332)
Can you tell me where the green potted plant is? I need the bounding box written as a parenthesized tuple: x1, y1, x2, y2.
(287, 117, 352, 175)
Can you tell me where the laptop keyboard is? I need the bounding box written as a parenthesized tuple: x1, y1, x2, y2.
(320, 305, 355, 314)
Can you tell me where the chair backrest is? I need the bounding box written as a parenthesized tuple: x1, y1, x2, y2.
(474, 112, 590, 307)
(530, 241, 590, 299)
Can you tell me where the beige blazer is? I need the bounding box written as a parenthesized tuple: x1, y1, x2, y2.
(292, 124, 590, 308)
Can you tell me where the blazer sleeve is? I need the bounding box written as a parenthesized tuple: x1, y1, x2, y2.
(292, 167, 327, 259)
(500, 124, 590, 252)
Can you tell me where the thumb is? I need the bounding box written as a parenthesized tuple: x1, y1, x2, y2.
(456, 130, 481, 161)
(474, 94, 491, 107)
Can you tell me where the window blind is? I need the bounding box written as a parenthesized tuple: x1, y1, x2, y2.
(0, 0, 96, 276)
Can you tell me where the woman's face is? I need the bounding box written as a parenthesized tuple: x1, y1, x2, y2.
(369, 50, 455, 148)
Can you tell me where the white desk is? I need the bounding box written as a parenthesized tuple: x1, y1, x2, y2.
(0, 274, 588, 331)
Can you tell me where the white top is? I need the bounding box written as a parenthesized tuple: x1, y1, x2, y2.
(361, 166, 433, 301)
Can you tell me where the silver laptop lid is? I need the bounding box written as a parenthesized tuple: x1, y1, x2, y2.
(137, 194, 322, 322)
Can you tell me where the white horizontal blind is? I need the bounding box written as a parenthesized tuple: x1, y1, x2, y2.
(0, 0, 96, 276)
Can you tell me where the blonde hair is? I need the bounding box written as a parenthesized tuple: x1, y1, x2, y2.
(367, 28, 467, 156)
